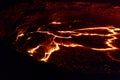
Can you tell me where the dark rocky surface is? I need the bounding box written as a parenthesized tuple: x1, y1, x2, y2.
(1, 0, 120, 80)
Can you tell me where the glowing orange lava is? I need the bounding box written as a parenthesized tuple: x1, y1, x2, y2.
(15, 25, 120, 62)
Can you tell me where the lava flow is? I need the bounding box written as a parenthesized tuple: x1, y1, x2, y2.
(14, 24, 120, 62)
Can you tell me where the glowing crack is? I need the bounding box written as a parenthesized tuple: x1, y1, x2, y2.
(15, 25, 120, 62)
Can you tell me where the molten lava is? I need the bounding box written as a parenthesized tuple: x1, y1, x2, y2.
(14, 25, 120, 62)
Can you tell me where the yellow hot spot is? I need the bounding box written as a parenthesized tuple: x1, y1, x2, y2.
(27, 45, 40, 56)
(40, 41, 60, 62)
(16, 33, 24, 41)
(50, 21, 62, 24)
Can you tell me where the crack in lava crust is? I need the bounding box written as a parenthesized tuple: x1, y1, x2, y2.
(14, 25, 120, 62)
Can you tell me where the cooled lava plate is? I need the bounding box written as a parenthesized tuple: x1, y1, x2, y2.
(1, 0, 120, 79)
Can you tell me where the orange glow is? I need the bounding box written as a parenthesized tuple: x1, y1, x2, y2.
(50, 21, 62, 24)
(59, 43, 84, 47)
(28, 45, 40, 56)
(16, 33, 24, 41)
(41, 41, 60, 62)
(15, 25, 120, 62)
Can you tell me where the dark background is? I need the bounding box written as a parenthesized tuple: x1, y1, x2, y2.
(1, 0, 120, 80)
(0, 0, 120, 10)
